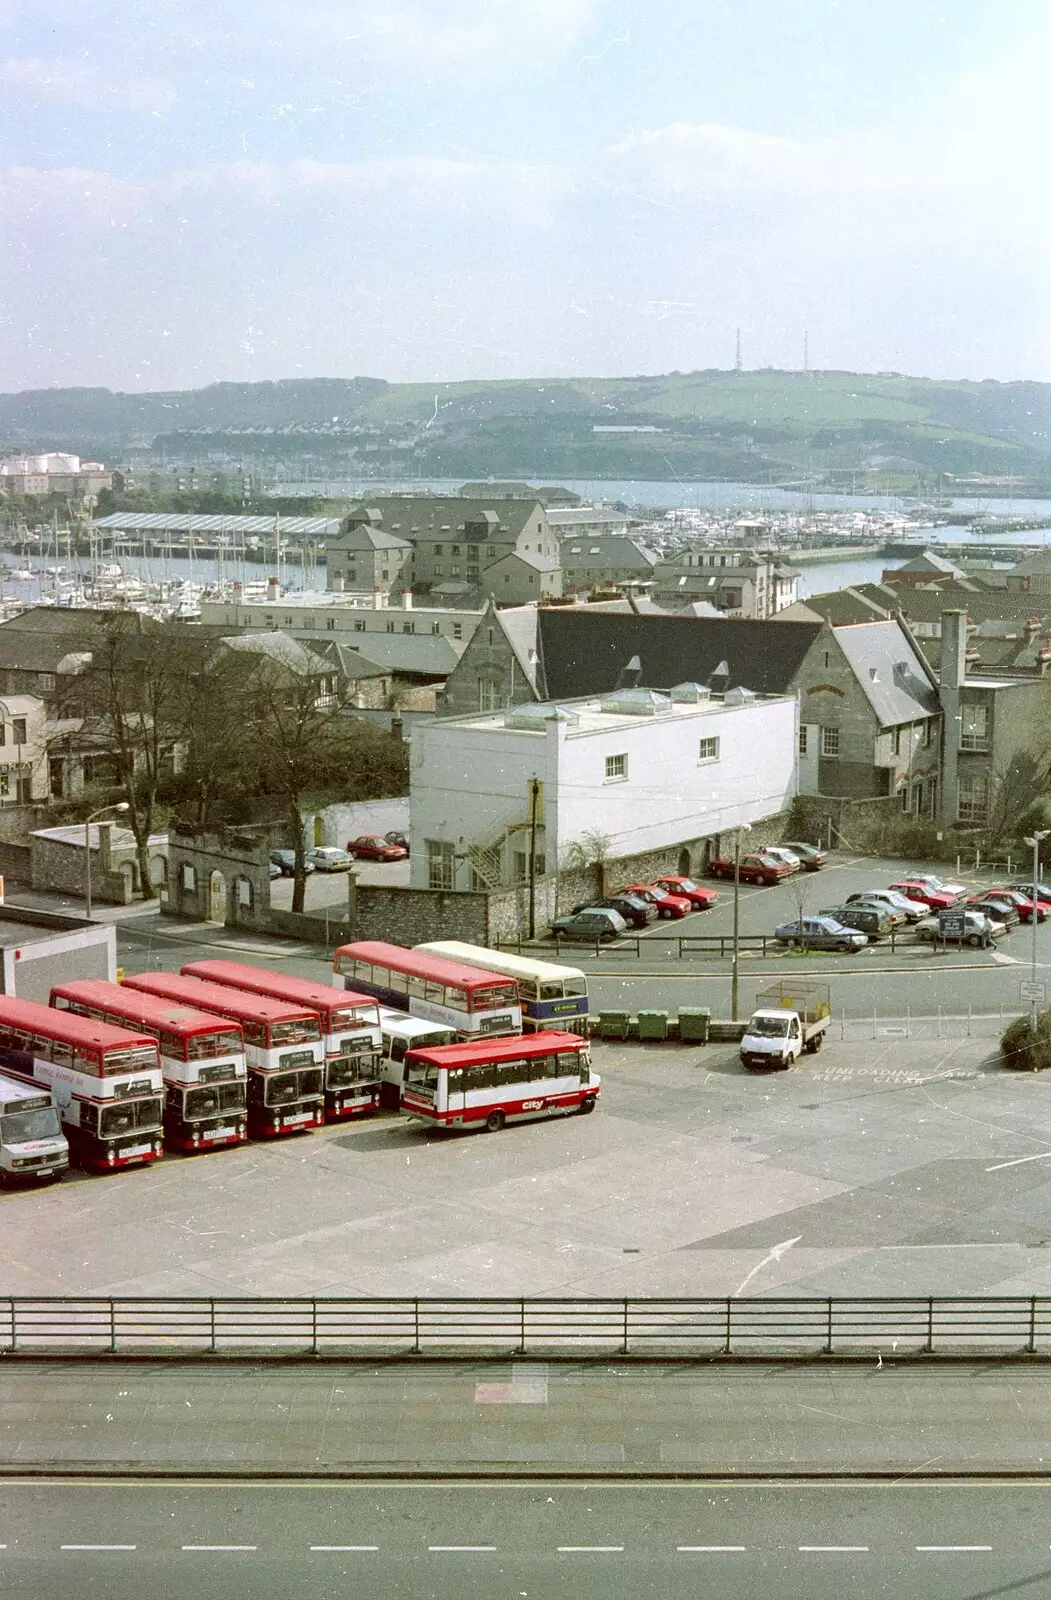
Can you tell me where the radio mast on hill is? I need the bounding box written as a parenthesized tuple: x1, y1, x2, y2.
(735, 328, 742, 371)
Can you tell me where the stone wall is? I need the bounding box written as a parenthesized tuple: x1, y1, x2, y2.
(0, 842, 31, 884)
(164, 828, 271, 927)
(350, 885, 491, 946)
(30, 824, 137, 905)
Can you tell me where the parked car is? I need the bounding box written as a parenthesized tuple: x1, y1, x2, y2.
(268, 859, 283, 881)
(1009, 881, 1051, 908)
(821, 903, 894, 941)
(575, 893, 657, 929)
(346, 834, 408, 861)
(981, 887, 1044, 922)
(903, 873, 967, 900)
(781, 841, 828, 870)
(623, 882, 692, 919)
(708, 852, 794, 886)
(775, 916, 867, 953)
(915, 910, 1003, 946)
(758, 846, 801, 873)
(269, 849, 314, 877)
(845, 888, 923, 924)
(653, 875, 719, 909)
(308, 846, 356, 873)
(889, 879, 959, 912)
(385, 831, 409, 851)
(551, 907, 627, 943)
(965, 894, 1020, 929)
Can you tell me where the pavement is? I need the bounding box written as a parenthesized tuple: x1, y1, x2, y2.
(4, 1359, 1051, 1477)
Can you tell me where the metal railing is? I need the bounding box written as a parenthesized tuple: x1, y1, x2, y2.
(3, 1296, 1051, 1358)
(514, 934, 775, 959)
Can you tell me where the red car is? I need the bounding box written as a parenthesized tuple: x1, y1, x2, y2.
(889, 879, 957, 912)
(654, 875, 718, 910)
(624, 882, 692, 919)
(708, 852, 794, 886)
(346, 834, 408, 861)
(983, 887, 1048, 922)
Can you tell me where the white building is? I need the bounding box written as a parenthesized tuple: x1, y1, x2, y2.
(410, 684, 798, 890)
(1, 453, 113, 497)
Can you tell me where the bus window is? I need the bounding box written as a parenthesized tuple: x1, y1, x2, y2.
(73, 1047, 101, 1076)
(558, 1051, 583, 1078)
(538, 981, 564, 1001)
(565, 977, 588, 997)
(242, 1022, 267, 1048)
(407, 976, 427, 1000)
(49, 1040, 73, 1068)
(424, 980, 446, 1005)
(404, 1060, 438, 1094)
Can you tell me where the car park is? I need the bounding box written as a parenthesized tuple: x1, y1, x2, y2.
(845, 888, 920, 924)
(774, 915, 867, 953)
(965, 894, 1020, 929)
(903, 873, 967, 900)
(623, 882, 692, 919)
(269, 849, 314, 876)
(346, 834, 408, 861)
(889, 879, 959, 912)
(653, 875, 719, 909)
(551, 907, 627, 943)
(758, 846, 801, 873)
(781, 841, 828, 870)
(820, 902, 894, 941)
(708, 851, 795, 885)
(576, 893, 657, 929)
(914, 909, 1003, 946)
(307, 846, 356, 872)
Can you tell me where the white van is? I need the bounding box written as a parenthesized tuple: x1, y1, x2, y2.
(378, 1009, 457, 1108)
(0, 1071, 69, 1184)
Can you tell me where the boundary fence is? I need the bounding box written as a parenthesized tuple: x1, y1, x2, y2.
(4, 1296, 1051, 1358)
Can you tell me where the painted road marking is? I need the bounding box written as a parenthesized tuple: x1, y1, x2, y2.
(799, 1545, 869, 1552)
(428, 1545, 496, 1552)
(677, 1545, 747, 1552)
(916, 1545, 992, 1552)
(985, 1151, 1051, 1171)
(558, 1545, 624, 1552)
(310, 1545, 379, 1552)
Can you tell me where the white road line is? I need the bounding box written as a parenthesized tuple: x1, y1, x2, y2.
(799, 1545, 869, 1552)
(61, 1544, 137, 1551)
(677, 1545, 747, 1552)
(181, 1545, 257, 1552)
(916, 1545, 992, 1552)
(428, 1545, 496, 1552)
(310, 1545, 379, 1552)
(557, 1545, 625, 1553)
(985, 1151, 1051, 1171)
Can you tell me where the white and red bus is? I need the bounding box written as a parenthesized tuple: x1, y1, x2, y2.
(401, 1030, 598, 1133)
(0, 994, 163, 1172)
(332, 941, 522, 1039)
(122, 972, 324, 1138)
(50, 980, 248, 1153)
(179, 960, 382, 1121)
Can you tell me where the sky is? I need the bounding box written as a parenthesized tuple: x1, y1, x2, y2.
(2, 0, 1049, 392)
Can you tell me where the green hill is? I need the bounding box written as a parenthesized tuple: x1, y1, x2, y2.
(3, 369, 1051, 487)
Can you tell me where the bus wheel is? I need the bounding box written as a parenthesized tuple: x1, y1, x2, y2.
(580, 1096, 596, 1114)
(485, 1110, 505, 1133)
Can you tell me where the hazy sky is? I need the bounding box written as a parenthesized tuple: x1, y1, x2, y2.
(3, 1, 1049, 391)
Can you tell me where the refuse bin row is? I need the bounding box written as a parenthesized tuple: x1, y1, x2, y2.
(595, 1008, 711, 1043)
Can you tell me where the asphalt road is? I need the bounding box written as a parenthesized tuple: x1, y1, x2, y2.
(4, 1479, 1051, 1599)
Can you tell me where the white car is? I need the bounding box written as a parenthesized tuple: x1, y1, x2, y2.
(906, 872, 967, 900)
(846, 888, 925, 924)
(307, 846, 356, 872)
(760, 846, 801, 872)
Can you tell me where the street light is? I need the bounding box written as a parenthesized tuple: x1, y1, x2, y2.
(1024, 829, 1050, 1034)
(84, 801, 130, 921)
(730, 822, 752, 1021)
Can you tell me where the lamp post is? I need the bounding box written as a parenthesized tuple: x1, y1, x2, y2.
(1025, 829, 1050, 1034)
(730, 821, 752, 1021)
(84, 801, 129, 921)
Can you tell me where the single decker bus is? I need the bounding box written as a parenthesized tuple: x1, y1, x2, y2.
(0, 1072, 69, 1185)
(122, 972, 324, 1138)
(414, 942, 588, 1034)
(332, 941, 522, 1039)
(0, 994, 163, 1171)
(50, 979, 248, 1153)
(400, 1029, 598, 1133)
(179, 960, 382, 1120)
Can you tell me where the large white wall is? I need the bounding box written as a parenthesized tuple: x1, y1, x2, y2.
(410, 696, 798, 887)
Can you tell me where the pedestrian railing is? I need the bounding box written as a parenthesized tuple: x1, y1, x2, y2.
(3, 1296, 1051, 1358)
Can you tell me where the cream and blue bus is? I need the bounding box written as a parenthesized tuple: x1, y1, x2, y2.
(414, 942, 588, 1034)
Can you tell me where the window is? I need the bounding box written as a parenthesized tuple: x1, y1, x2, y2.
(434, 565, 444, 576)
(467, 567, 480, 580)
(605, 752, 627, 782)
(961, 703, 989, 751)
(432, 622, 441, 635)
(402, 622, 415, 634)
(453, 623, 462, 640)
(798, 724, 809, 756)
(12, 718, 26, 745)
(698, 736, 720, 762)
(450, 566, 460, 578)
(478, 678, 501, 712)
(434, 544, 443, 555)
(892, 727, 901, 756)
(181, 863, 196, 891)
(451, 545, 461, 556)
(923, 718, 934, 747)
(958, 773, 989, 824)
(354, 619, 366, 632)
(487, 544, 497, 557)
(0, 773, 8, 798)
(821, 726, 840, 758)
(326, 618, 335, 630)
(386, 620, 395, 633)
(426, 839, 456, 890)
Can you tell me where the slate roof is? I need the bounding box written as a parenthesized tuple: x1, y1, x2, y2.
(559, 536, 657, 570)
(833, 622, 940, 727)
(893, 550, 963, 576)
(328, 523, 412, 551)
(1009, 548, 1051, 576)
(892, 586, 1051, 628)
(342, 495, 544, 541)
(536, 611, 823, 700)
(776, 586, 895, 626)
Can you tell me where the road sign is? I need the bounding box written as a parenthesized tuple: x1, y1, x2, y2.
(939, 910, 966, 940)
(1020, 980, 1046, 1003)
